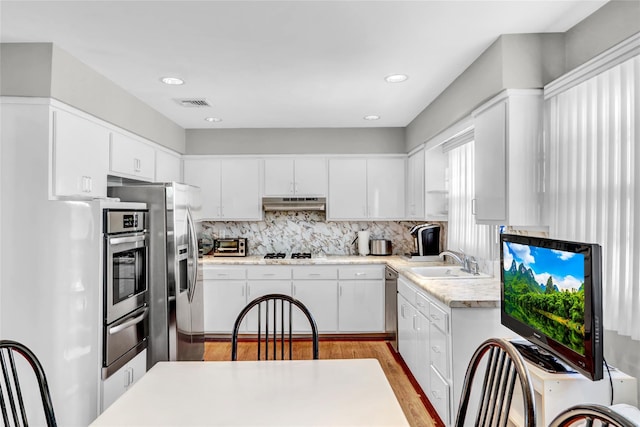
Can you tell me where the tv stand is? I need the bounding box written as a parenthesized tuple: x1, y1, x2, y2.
(507, 344, 637, 427)
(510, 339, 575, 374)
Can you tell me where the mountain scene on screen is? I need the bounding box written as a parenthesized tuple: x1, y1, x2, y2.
(503, 242, 586, 355)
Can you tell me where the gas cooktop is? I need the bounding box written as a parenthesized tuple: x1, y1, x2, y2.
(264, 252, 312, 259)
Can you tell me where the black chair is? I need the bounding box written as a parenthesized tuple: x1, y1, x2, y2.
(231, 294, 319, 361)
(549, 404, 637, 427)
(0, 340, 57, 427)
(455, 338, 535, 427)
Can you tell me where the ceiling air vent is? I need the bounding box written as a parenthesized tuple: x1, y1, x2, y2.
(175, 98, 210, 108)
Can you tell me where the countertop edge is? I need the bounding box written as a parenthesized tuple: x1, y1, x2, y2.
(201, 255, 500, 308)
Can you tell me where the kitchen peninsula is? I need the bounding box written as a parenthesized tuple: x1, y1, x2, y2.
(202, 254, 505, 424)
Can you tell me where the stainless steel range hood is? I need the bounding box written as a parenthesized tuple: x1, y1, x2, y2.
(262, 197, 326, 212)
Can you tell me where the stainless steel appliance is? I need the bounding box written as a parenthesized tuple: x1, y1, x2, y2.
(385, 266, 399, 351)
(102, 209, 149, 378)
(409, 223, 441, 256)
(212, 237, 246, 257)
(370, 239, 392, 256)
(108, 183, 203, 368)
(262, 197, 326, 211)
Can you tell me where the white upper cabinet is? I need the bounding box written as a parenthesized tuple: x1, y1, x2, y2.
(367, 157, 405, 219)
(406, 148, 425, 219)
(155, 149, 182, 183)
(328, 157, 405, 220)
(328, 158, 368, 219)
(472, 89, 543, 226)
(51, 107, 110, 199)
(183, 157, 262, 221)
(109, 131, 155, 181)
(424, 146, 448, 221)
(263, 157, 327, 196)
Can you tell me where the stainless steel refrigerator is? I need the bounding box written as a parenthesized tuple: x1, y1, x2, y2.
(109, 183, 204, 367)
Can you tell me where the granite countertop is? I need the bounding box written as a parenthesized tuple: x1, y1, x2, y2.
(201, 255, 500, 309)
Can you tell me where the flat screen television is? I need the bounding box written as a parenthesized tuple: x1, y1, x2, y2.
(500, 233, 603, 380)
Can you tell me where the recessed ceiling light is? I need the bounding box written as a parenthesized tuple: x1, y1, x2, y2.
(161, 76, 184, 85)
(364, 115, 380, 121)
(205, 117, 222, 123)
(385, 74, 408, 83)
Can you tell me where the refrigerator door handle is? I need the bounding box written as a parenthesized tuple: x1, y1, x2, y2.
(186, 206, 198, 303)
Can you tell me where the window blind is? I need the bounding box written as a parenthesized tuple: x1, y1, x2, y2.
(545, 53, 639, 338)
(447, 141, 494, 263)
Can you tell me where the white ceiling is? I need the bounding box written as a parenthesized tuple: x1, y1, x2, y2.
(1, 1, 607, 129)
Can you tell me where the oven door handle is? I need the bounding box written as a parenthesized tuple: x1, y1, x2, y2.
(108, 307, 148, 335)
(109, 234, 147, 245)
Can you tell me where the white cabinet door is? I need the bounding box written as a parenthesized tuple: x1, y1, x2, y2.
(183, 158, 221, 220)
(51, 108, 109, 198)
(245, 280, 292, 333)
(474, 99, 507, 222)
(155, 150, 182, 183)
(264, 158, 327, 196)
(292, 280, 338, 333)
(101, 349, 146, 412)
(338, 280, 384, 332)
(109, 131, 155, 181)
(328, 158, 367, 219)
(294, 158, 327, 196)
(424, 147, 448, 221)
(328, 157, 405, 220)
(264, 158, 295, 196)
(473, 90, 543, 226)
(203, 280, 246, 333)
(367, 157, 405, 219)
(220, 158, 262, 220)
(398, 294, 418, 369)
(406, 149, 425, 219)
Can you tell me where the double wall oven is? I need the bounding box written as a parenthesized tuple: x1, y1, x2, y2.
(102, 209, 149, 379)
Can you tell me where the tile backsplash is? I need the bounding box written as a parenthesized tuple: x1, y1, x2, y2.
(199, 211, 446, 256)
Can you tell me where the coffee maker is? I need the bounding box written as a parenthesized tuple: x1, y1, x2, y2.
(409, 224, 440, 257)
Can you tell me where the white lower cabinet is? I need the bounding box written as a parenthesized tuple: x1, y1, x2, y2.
(101, 349, 146, 412)
(203, 266, 247, 334)
(292, 266, 338, 333)
(202, 264, 384, 336)
(397, 275, 504, 426)
(337, 266, 384, 332)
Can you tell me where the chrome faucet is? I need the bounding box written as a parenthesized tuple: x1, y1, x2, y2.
(439, 250, 464, 266)
(439, 250, 479, 275)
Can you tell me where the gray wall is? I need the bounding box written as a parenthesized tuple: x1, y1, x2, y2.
(0, 43, 186, 153)
(186, 127, 406, 155)
(405, 1, 640, 152)
(405, 33, 564, 151)
(564, 0, 640, 71)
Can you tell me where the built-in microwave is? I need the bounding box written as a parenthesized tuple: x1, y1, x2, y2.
(212, 238, 247, 257)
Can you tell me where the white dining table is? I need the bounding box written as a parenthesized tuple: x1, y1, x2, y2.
(90, 358, 410, 426)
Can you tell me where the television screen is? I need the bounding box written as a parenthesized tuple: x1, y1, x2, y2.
(500, 234, 603, 380)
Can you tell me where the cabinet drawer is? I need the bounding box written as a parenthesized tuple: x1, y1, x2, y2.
(430, 323, 450, 379)
(397, 277, 416, 302)
(415, 292, 430, 317)
(338, 266, 383, 280)
(428, 365, 450, 425)
(292, 266, 338, 280)
(203, 267, 246, 281)
(429, 301, 449, 333)
(247, 266, 292, 280)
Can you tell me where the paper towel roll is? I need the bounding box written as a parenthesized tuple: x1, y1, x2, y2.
(357, 231, 370, 256)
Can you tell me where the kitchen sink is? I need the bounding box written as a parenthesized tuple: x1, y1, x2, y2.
(409, 266, 488, 279)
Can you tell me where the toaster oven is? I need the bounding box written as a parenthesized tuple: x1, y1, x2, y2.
(212, 238, 247, 257)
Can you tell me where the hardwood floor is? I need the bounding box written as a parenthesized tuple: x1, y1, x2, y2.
(204, 339, 440, 427)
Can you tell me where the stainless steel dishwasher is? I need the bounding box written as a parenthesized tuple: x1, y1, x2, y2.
(385, 266, 399, 351)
